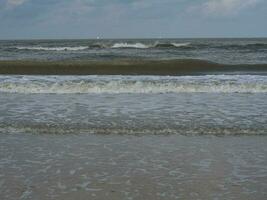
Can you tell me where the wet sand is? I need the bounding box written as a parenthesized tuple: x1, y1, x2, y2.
(0, 133, 267, 200)
(0, 59, 267, 75)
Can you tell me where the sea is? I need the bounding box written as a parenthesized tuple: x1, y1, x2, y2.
(0, 38, 267, 200)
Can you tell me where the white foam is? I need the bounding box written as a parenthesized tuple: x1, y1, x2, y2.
(16, 46, 89, 51)
(171, 42, 191, 47)
(0, 75, 266, 94)
(111, 43, 149, 49)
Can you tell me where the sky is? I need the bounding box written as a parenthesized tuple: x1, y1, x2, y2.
(0, 0, 266, 39)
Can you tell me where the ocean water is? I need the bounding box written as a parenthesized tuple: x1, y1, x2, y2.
(0, 74, 266, 135)
(1, 38, 267, 199)
(0, 38, 267, 64)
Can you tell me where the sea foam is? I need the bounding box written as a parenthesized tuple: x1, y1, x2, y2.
(0, 75, 266, 94)
(16, 46, 89, 51)
(111, 42, 191, 49)
(111, 43, 150, 49)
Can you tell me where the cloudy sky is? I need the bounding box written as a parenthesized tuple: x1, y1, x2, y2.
(0, 0, 266, 39)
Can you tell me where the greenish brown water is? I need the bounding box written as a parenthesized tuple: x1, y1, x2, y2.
(0, 59, 267, 75)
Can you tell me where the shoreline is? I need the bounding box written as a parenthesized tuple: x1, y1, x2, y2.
(0, 59, 267, 75)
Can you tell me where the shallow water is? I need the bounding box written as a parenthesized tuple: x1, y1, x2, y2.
(0, 92, 267, 135)
(1, 73, 267, 199)
(0, 133, 267, 200)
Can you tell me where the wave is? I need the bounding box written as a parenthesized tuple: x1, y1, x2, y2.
(89, 43, 106, 48)
(16, 43, 161, 50)
(1, 59, 267, 75)
(15, 43, 190, 51)
(16, 46, 89, 51)
(14, 42, 266, 51)
(215, 43, 267, 50)
(102, 41, 267, 50)
(154, 42, 191, 48)
(108, 41, 266, 50)
(0, 75, 266, 94)
(243, 43, 267, 48)
(111, 42, 191, 49)
(111, 43, 150, 49)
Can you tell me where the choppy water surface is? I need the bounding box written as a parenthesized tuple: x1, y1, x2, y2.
(0, 75, 267, 135)
(1, 38, 267, 64)
(1, 75, 267, 94)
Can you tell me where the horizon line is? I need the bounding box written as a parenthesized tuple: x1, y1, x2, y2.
(0, 36, 267, 41)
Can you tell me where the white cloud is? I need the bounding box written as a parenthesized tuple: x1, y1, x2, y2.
(190, 0, 261, 16)
(6, 0, 28, 7)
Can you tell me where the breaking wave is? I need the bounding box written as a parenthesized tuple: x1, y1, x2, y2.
(111, 42, 191, 49)
(111, 43, 150, 49)
(11, 41, 267, 52)
(16, 46, 89, 51)
(0, 75, 266, 94)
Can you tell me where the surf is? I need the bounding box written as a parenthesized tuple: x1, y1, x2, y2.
(111, 43, 150, 49)
(16, 46, 89, 51)
(0, 75, 266, 94)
